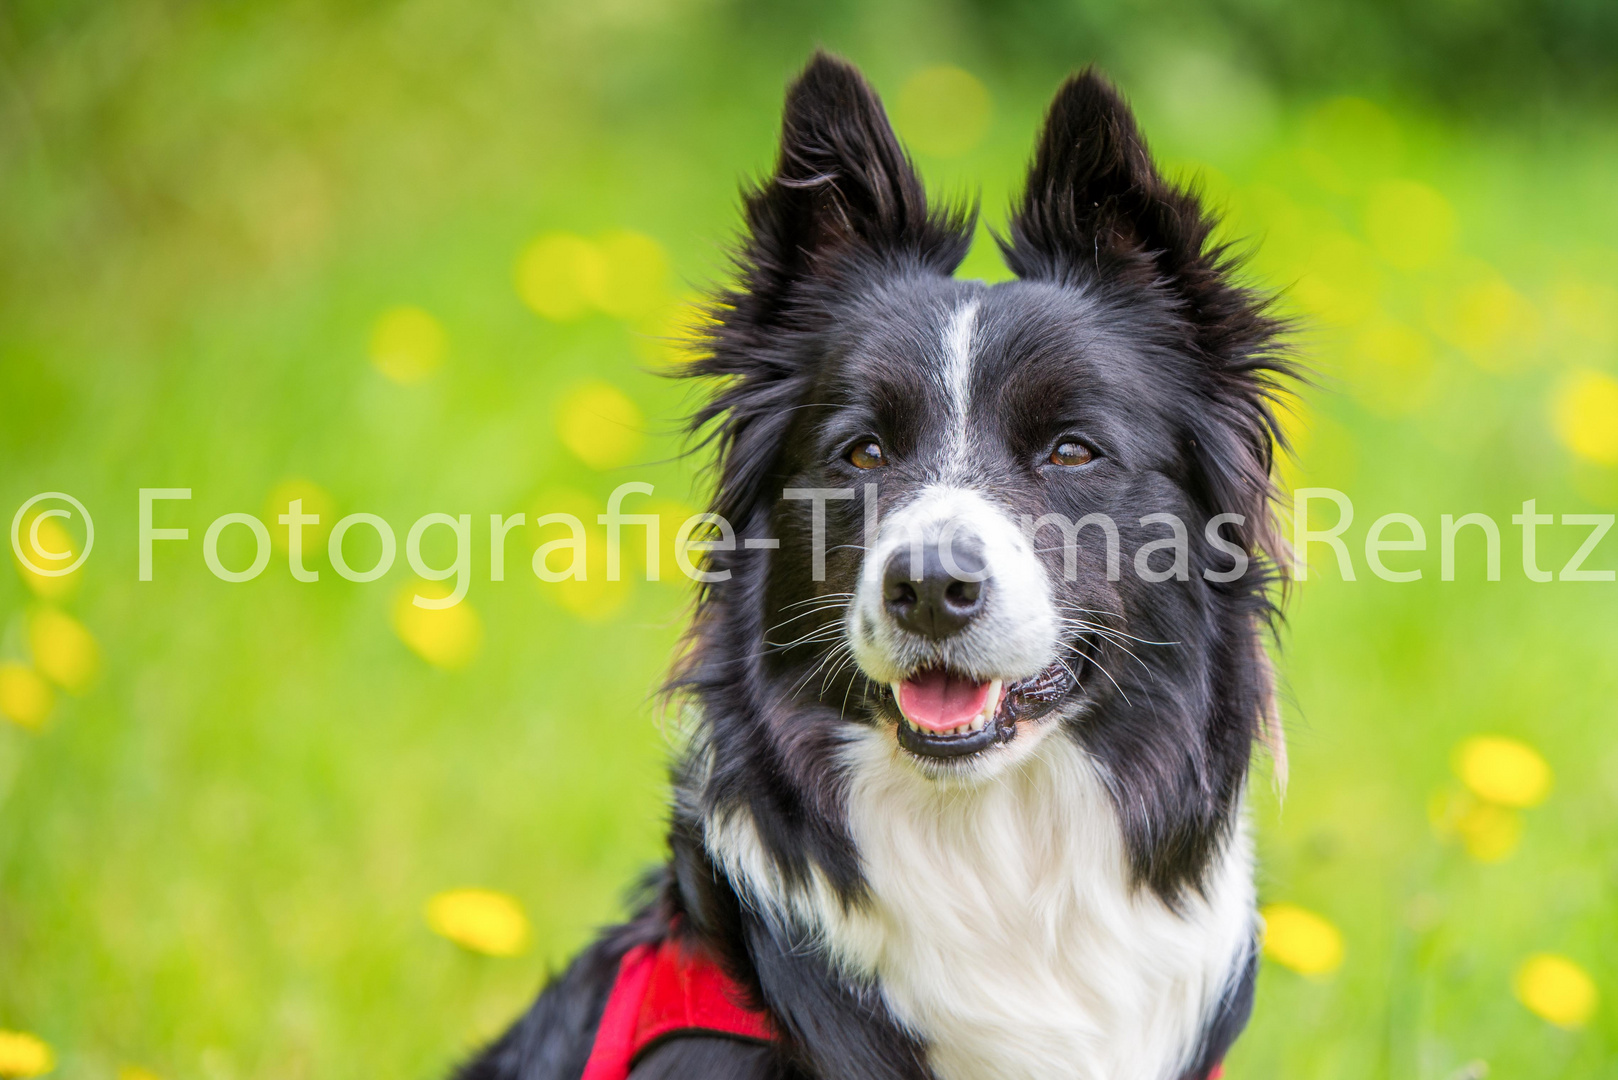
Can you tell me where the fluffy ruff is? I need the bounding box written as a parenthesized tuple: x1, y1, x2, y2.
(457, 50, 1291, 1080)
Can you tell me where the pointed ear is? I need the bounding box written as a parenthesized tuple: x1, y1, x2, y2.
(688, 53, 973, 525)
(734, 52, 972, 323)
(1003, 69, 1216, 299)
(1006, 67, 1292, 544)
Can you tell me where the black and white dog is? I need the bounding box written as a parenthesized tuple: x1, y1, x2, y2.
(462, 52, 1292, 1080)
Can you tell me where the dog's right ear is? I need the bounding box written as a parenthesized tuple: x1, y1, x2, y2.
(729, 51, 972, 329)
(687, 54, 972, 527)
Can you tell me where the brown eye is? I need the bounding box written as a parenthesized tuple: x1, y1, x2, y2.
(1050, 440, 1093, 467)
(849, 440, 887, 469)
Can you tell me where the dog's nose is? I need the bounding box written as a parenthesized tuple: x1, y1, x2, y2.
(882, 535, 989, 640)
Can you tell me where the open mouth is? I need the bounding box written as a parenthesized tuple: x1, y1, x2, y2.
(889, 662, 1075, 759)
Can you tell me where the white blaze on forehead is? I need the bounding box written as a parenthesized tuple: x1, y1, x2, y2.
(941, 298, 980, 436)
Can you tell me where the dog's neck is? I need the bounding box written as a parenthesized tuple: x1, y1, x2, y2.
(701, 725, 1255, 1080)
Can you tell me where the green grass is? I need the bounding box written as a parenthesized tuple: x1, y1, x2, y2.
(1, 3, 1616, 1078)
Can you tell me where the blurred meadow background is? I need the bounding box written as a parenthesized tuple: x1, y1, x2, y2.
(3, 1, 1618, 1078)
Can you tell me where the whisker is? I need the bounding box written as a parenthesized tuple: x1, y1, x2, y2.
(793, 641, 851, 697)
(780, 593, 856, 609)
(765, 623, 846, 651)
(763, 600, 852, 638)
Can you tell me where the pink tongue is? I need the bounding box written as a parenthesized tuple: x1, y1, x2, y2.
(898, 668, 992, 732)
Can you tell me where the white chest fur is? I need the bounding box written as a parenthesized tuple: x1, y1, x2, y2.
(705, 730, 1255, 1080)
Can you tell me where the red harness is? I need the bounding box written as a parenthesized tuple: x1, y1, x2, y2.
(580, 936, 772, 1080)
(580, 935, 1224, 1080)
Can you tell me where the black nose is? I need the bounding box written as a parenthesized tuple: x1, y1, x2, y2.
(882, 535, 989, 640)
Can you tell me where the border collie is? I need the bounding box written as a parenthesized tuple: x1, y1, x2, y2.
(461, 51, 1292, 1080)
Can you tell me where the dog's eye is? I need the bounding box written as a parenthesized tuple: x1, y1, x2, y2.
(848, 440, 887, 470)
(1049, 440, 1094, 467)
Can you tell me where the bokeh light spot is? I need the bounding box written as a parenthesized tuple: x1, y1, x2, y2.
(1351, 317, 1436, 415)
(1551, 368, 1618, 465)
(516, 232, 605, 321)
(0, 663, 54, 731)
(587, 230, 670, 321)
(632, 294, 709, 364)
(1513, 953, 1599, 1029)
(1424, 261, 1540, 370)
(28, 608, 101, 696)
(391, 583, 482, 670)
(556, 381, 644, 469)
(265, 478, 336, 553)
(894, 65, 992, 158)
(1294, 233, 1381, 325)
(12, 513, 81, 601)
(1261, 902, 1345, 976)
(1454, 735, 1553, 808)
(1458, 801, 1523, 862)
(553, 536, 634, 622)
(646, 499, 701, 583)
(1428, 787, 1524, 862)
(117, 1067, 163, 1080)
(425, 888, 531, 957)
(0, 1031, 54, 1078)
(1366, 180, 1456, 270)
(369, 306, 446, 384)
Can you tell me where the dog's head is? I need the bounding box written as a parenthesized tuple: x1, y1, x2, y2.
(680, 53, 1290, 899)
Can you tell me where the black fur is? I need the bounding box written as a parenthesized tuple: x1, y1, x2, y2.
(457, 52, 1290, 1080)
(1178, 936, 1260, 1080)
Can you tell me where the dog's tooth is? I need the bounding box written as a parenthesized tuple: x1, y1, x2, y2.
(981, 679, 1004, 722)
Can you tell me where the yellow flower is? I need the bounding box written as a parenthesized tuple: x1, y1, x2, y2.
(516, 232, 606, 321)
(28, 608, 101, 696)
(1429, 786, 1525, 863)
(12, 514, 80, 601)
(369, 306, 446, 384)
(894, 66, 993, 158)
(1261, 902, 1345, 976)
(1550, 369, 1618, 466)
(556, 381, 644, 470)
(0, 1030, 54, 1078)
(1455, 802, 1523, 863)
(1514, 953, 1599, 1029)
(425, 888, 531, 957)
(264, 478, 336, 554)
(1454, 736, 1553, 808)
(391, 584, 482, 671)
(0, 663, 54, 731)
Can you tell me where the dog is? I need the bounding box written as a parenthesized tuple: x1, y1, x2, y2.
(459, 51, 1292, 1080)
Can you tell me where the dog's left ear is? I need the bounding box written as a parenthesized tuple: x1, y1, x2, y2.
(1003, 70, 1260, 359)
(1008, 68, 1291, 544)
